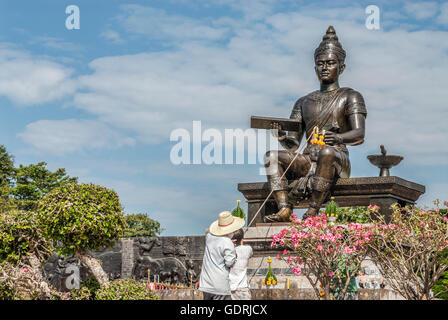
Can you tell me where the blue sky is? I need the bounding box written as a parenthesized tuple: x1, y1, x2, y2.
(1, 0, 448, 236)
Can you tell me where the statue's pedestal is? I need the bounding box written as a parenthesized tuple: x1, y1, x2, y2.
(239, 176, 426, 226)
(245, 223, 392, 292)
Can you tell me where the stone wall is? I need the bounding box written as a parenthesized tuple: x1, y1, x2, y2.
(42, 233, 403, 300)
(155, 288, 404, 300)
(43, 235, 206, 291)
(43, 240, 123, 291)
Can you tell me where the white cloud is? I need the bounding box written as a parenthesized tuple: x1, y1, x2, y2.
(11, 2, 448, 235)
(0, 44, 77, 106)
(67, 5, 448, 166)
(100, 30, 125, 44)
(117, 4, 229, 42)
(404, 2, 439, 20)
(214, 0, 276, 21)
(18, 119, 135, 155)
(30, 36, 81, 52)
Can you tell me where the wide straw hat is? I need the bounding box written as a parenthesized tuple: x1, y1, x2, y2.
(209, 211, 245, 236)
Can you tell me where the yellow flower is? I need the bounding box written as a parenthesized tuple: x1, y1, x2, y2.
(266, 280, 271, 286)
(267, 257, 272, 264)
(272, 280, 277, 285)
(237, 200, 240, 203)
(330, 196, 335, 200)
(319, 291, 325, 297)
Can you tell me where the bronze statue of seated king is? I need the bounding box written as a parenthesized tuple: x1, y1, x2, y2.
(263, 26, 367, 223)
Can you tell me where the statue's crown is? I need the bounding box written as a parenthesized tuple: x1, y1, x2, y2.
(322, 26, 338, 42)
(314, 26, 346, 62)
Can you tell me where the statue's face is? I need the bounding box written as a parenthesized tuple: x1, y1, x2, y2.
(314, 52, 345, 84)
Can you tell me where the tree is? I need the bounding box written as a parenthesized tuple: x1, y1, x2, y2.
(37, 183, 126, 287)
(0, 209, 54, 297)
(0, 209, 51, 264)
(124, 213, 163, 238)
(0, 145, 14, 199)
(368, 203, 448, 300)
(272, 213, 374, 300)
(11, 162, 77, 210)
(0, 145, 78, 211)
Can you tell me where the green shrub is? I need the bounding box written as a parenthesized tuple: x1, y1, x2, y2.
(336, 206, 371, 224)
(69, 286, 92, 300)
(433, 270, 448, 300)
(37, 183, 126, 256)
(0, 209, 50, 264)
(83, 276, 101, 293)
(96, 279, 158, 300)
(0, 281, 14, 300)
(432, 201, 448, 299)
(70, 276, 100, 300)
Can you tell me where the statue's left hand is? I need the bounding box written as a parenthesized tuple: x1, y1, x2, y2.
(324, 131, 343, 145)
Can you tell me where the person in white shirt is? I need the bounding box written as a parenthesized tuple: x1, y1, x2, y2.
(229, 228, 253, 300)
(199, 211, 245, 300)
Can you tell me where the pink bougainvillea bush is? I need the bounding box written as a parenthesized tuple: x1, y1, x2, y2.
(271, 201, 448, 300)
(271, 212, 375, 300)
(367, 202, 448, 300)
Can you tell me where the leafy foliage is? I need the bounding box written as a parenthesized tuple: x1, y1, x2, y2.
(432, 200, 448, 300)
(368, 203, 448, 300)
(0, 209, 51, 264)
(0, 197, 18, 214)
(70, 276, 100, 300)
(336, 206, 371, 224)
(433, 269, 448, 300)
(0, 145, 78, 211)
(0, 145, 14, 199)
(124, 213, 163, 238)
(37, 183, 126, 255)
(95, 278, 158, 300)
(11, 162, 77, 210)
